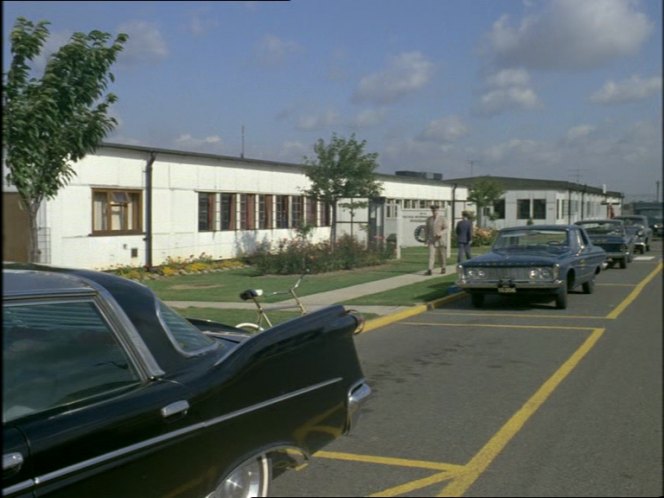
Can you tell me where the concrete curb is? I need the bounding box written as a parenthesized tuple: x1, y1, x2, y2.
(360, 290, 466, 333)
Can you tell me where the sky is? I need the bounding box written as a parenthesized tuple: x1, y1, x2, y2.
(3, 0, 662, 200)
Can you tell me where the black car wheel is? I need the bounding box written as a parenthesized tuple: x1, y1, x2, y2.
(210, 454, 271, 498)
(471, 293, 485, 308)
(555, 287, 568, 309)
(619, 258, 627, 269)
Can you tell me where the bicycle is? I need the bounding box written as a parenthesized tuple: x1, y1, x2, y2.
(235, 271, 309, 333)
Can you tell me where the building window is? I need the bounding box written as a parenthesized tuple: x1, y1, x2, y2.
(198, 193, 215, 231)
(321, 202, 332, 226)
(221, 193, 236, 230)
(517, 199, 531, 220)
(276, 195, 289, 228)
(492, 199, 505, 219)
(292, 196, 304, 228)
(259, 195, 273, 229)
(533, 199, 546, 219)
(306, 197, 317, 226)
(240, 194, 256, 230)
(92, 189, 142, 234)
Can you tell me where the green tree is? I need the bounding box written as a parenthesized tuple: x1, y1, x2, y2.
(467, 178, 504, 227)
(303, 133, 383, 246)
(3, 17, 127, 262)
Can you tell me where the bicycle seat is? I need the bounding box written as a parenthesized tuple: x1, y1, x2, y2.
(239, 289, 263, 300)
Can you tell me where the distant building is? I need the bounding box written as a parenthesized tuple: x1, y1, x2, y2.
(446, 175, 624, 229)
(3, 143, 468, 269)
(395, 170, 443, 181)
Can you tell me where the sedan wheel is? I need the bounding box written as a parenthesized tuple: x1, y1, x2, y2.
(209, 454, 271, 498)
(582, 278, 595, 294)
(619, 258, 627, 269)
(555, 287, 568, 309)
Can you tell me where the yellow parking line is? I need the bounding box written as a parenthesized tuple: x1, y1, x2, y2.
(431, 311, 606, 320)
(315, 450, 463, 472)
(402, 321, 598, 331)
(437, 328, 606, 497)
(605, 262, 662, 319)
(370, 470, 457, 497)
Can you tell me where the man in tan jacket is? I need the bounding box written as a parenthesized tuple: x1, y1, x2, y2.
(424, 205, 447, 275)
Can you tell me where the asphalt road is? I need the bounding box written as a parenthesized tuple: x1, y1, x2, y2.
(271, 241, 663, 497)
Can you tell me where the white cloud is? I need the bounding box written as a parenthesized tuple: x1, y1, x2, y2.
(475, 68, 541, 116)
(174, 133, 223, 152)
(484, 0, 653, 70)
(566, 124, 596, 141)
(350, 109, 387, 128)
(353, 51, 434, 105)
(590, 75, 663, 104)
(295, 110, 340, 131)
(418, 116, 469, 143)
(187, 13, 219, 36)
(117, 21, 168, 65)
(254, 34, 301, 67)
(276, 141, 309, 163)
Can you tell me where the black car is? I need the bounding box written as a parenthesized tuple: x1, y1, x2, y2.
(3, 263, 370, 498)
(613, 215, 652, 253)
(575, 219, 634, 269)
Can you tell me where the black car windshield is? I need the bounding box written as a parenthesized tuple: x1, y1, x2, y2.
(493, 229, 568, 251)
(616, 217, 645, 227)
(577, 222, 623, 235)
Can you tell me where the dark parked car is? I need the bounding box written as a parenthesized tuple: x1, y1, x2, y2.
(574, 219, 634, 269)
(613, 215, 652, 253)
(456, 225, 606, 309)
(3, 263, 370, 498)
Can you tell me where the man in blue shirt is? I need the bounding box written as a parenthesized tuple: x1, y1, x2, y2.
(455, 211, 473, 263)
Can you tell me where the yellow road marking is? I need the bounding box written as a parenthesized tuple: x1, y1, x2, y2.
(402, 321, 598, 331)
(315, 451, 463, 472)
(370, 470, 457, 497)
(605, 262, 662, 319)
(437, 328, 606, 497)
(431, 311, 607, 320)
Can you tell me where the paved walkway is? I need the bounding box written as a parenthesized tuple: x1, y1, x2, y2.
(167, 263, 460, 317)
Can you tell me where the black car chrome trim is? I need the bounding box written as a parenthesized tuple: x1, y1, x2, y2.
(3, 452, 24, 472)
(346, 380, 371, 432)
(161, 400, 190, 418)
(3, 479, 35, 496)
(31, 377, 343, 487)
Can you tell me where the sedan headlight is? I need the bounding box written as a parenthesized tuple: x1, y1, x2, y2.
(466, 268, 487, 279)
(528, 267, 556, 281)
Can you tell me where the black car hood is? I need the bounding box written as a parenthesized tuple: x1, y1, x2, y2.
(462, 249, 571, 267)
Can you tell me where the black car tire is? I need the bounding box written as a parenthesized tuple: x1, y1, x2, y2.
(470, 293, 485, 308)
(555, 287, 568, 309)
(619, 258, 627, 269)
(582, 278, 595, 294)
(212, 454, 271, 498)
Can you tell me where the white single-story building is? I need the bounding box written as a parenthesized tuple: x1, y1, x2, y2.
(3, 143, 470, 270)
(446, 176, 624, 230)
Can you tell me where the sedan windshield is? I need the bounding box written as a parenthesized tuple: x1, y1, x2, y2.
(493, 229, 568, 251)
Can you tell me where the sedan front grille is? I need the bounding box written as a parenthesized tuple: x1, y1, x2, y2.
(471, 267, 533, 282)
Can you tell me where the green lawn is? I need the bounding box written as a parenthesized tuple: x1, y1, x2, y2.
(153, 245, 489, 327)
(145, 246, 436, 302)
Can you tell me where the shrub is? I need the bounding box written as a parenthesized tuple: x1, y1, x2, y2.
(249, 234, 394, 275)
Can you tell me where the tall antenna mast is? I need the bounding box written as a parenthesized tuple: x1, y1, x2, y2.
(241, 125, 245, 159)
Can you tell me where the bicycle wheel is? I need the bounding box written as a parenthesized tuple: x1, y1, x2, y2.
(235, 323, 264, 333)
